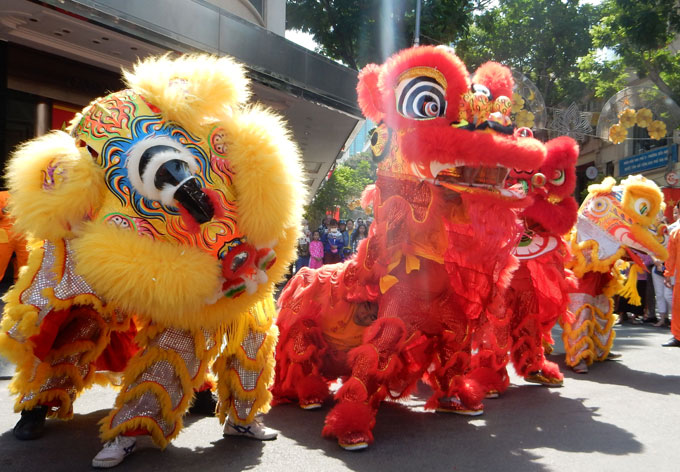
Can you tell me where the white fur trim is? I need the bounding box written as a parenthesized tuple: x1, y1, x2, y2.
(126, 136, 200, 203)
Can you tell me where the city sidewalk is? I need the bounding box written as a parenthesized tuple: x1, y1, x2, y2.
(1, 323, 678, 472)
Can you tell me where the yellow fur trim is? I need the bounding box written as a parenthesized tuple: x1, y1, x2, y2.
(71, 223, 221, 330)
(123, 54, 251, 139)
(617, 263, 642, 305)
(586, 176, 616, 195)
(219, 106, 306, 247)
(567, 236, 627, 277)
(100, 416, 174, 449)
(17, 390, 74, 419)
(560, 295, 616, 366)
(5, 131, 105, 241)
(100, 331, 212, 448)
(213, 301, 277, 424)
(620, 175, 663, 228)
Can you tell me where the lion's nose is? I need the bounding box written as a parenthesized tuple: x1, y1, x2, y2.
(141, 145, 214, 224)
(172, 176, 214, 224)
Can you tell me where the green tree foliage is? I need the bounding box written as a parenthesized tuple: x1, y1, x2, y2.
(579, 0, 680, 105)
(454, 0, 597, 108)
(286, 0, 474, 70)
(305, 155, 376, 225)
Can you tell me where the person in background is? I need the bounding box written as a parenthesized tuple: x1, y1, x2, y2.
(352, 223, 368, 254)
(652, 254, 672, 327)
(309, 230, 324, 269)
(318, 216, 330, 236)
(663, 223, 680, 346)
(668, 202, 680, 232)
(343, 219, 354, 254)
(295, 239, 310, 274)
(324, 219, 344, 264)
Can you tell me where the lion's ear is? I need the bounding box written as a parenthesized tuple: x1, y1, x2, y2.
(357, 63, 385, 122)
(124, 54, 251, 136)
(6, 131, 106, 241)
(472, 62, 514, 99)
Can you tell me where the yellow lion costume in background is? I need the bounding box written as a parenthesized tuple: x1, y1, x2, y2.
(0, 54, 305, 465)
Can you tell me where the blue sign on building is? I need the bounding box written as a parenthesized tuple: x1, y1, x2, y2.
(619, 144, 678, 176)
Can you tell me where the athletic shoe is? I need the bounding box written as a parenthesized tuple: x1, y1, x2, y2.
(91, 436, 136, 468)
(662, 337, 680, 347)
(605, 352, 622, 360)
(223, 418, 278, 440)
(436, 396, 484, 416)
(572, 361, 588, 374)
(485, 390, 500, 399)
(13, 405, 48, 440)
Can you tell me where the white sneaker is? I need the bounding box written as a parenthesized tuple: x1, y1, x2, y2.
(92, 435, 137, 468)
(223, 418, 278, 440)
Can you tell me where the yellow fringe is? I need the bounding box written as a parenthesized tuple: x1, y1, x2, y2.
(560, 297, 616, 366)
(617, 263, 642, 306)
(99, 327, 212, 448)
(100, 416, 174, 449)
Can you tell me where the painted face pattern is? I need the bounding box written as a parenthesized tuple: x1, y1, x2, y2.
(71, 90, 242, 259)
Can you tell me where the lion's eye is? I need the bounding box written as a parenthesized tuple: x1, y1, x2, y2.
(126, 137, 199, 206)
(550, 169, 565, 186)
(633, 197, 651, 217)
(395, 76, 447, 120)
(472, 83, 493, 100)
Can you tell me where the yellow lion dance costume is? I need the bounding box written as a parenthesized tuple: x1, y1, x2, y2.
(0, 54, 304, 466)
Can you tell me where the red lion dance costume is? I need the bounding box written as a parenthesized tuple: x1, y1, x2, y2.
(505, 137, 578, 389)
(274, 46, 550, 450)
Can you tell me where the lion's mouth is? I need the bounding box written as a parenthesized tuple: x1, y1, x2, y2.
(434, 164, 525, 198)
(435, 165, 510, 187)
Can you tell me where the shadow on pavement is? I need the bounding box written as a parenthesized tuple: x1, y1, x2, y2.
(0, 408, 266, 472)
(265, 380, 643, 472)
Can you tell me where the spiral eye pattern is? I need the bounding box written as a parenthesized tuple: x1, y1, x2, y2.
(369, 123, 391, 162)
(589, 196, 610, 217)
(396, 76, 447, 120)
(634, 197, 651, 216)
(550, 169, 566, 186)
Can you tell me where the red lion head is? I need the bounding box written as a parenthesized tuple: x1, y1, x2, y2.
(359, 46, 546, 201)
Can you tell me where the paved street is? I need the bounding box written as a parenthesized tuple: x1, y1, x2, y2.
(1, 323, 679, 472)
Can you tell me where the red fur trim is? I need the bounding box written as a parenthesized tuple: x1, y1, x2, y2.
(543, 136, 579, 198)
(357, 64, 385, 122)
(322, 401, 375, 443)
(524, 197, 578, 235)
(400, 125, 546, 175)
(541, 360, 563, 381)
(472, 62, 514, 99)
(457, 376, 487, 407)
(466, 367, 506, 397)
(177, 203, 201, 234)
(202, 188, 225, 219)
(296, 375, 330, 403)
(361, 184, 376, 210)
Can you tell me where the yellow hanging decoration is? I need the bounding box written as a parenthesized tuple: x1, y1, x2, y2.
(617, 262, 642, 306)
(608, 107, 668, 144)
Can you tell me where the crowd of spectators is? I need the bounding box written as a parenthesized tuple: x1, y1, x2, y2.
(293, 216, 372, 274)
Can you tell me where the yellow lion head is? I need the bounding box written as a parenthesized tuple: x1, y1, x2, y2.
(6, 54, 306, 330)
